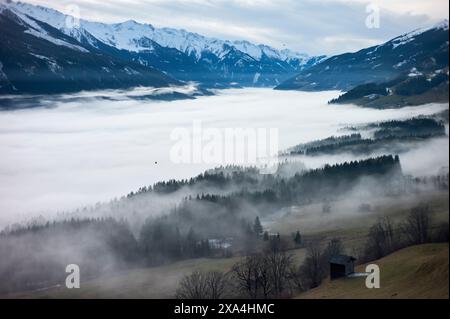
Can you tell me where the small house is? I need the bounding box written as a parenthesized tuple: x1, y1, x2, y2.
(330, 255, 356, 280)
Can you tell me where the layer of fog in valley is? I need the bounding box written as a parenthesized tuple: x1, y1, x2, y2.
(0, 88, 448, 227)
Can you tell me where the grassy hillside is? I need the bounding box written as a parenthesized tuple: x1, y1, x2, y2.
(5, 248, 307, 299)
(297, 243, 449, 299)
(268, 191, 449, 251)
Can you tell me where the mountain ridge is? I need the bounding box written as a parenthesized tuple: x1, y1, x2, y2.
(0, 0, 325, 90)
(276, 19, 449, 92)
(0, 5, 181, 95)
(1, 0, 448, 97)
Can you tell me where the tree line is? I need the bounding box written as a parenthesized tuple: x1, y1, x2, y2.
(289, 118, 446, 156)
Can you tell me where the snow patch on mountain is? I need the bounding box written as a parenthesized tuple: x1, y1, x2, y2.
(29, 52, 49, 60)
(2, 1, 89, 52)
(24, 28, 89, 52)
(391, 19, 449, 49)
(253, 72, 261, 84)
(0, 61, 7, 81)
(29, 53, 61, 73)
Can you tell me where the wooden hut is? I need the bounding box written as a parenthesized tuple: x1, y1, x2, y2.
(330, 255, 356, 279)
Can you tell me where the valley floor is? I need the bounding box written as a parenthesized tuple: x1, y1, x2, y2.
(4, 191, 448, 299)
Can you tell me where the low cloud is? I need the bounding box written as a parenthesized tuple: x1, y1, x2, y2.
(0, 88, 447, 226)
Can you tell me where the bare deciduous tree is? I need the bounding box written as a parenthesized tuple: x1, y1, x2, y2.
(176, 271, 209, 299)
(364, 216, 397, 260)
(402, 204, 432, 245)
(231, 255, 262, 299)
(231, 251, 295, 298)
(206, 271, 228, 299)
(299, 243, 324, 289)
(266, 251, 293, 297)
(175, 270, 229, 299)
(256, 256, 274, 298)
(320, 238, 344, 275)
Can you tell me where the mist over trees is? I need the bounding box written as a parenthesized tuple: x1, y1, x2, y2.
(0, 154, 447, 294)
(0, 218, 139, 293)
(288, 117, 446, 156)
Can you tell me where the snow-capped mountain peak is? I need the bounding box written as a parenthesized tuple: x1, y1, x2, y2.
(1, 0, 326, 90)
(2, 0, 311, 62)
(390, 19, 449, 49)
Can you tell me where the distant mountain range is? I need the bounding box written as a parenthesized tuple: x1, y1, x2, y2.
(276, 20, 449, 92)
(0, 0, 325, 94)
(0, 0, 448, 103)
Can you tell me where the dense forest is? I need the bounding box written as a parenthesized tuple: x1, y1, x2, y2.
(288, 117, 446, 156)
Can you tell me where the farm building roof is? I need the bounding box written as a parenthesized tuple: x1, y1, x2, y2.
(330, 255, 356, 265)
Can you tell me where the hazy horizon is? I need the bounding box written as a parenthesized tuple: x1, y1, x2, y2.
(0, 88, 447, 227)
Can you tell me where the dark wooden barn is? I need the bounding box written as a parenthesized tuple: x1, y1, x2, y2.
(330, 255, 356, 280)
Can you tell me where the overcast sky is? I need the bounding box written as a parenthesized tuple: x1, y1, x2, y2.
(22, 0, 450, 55)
